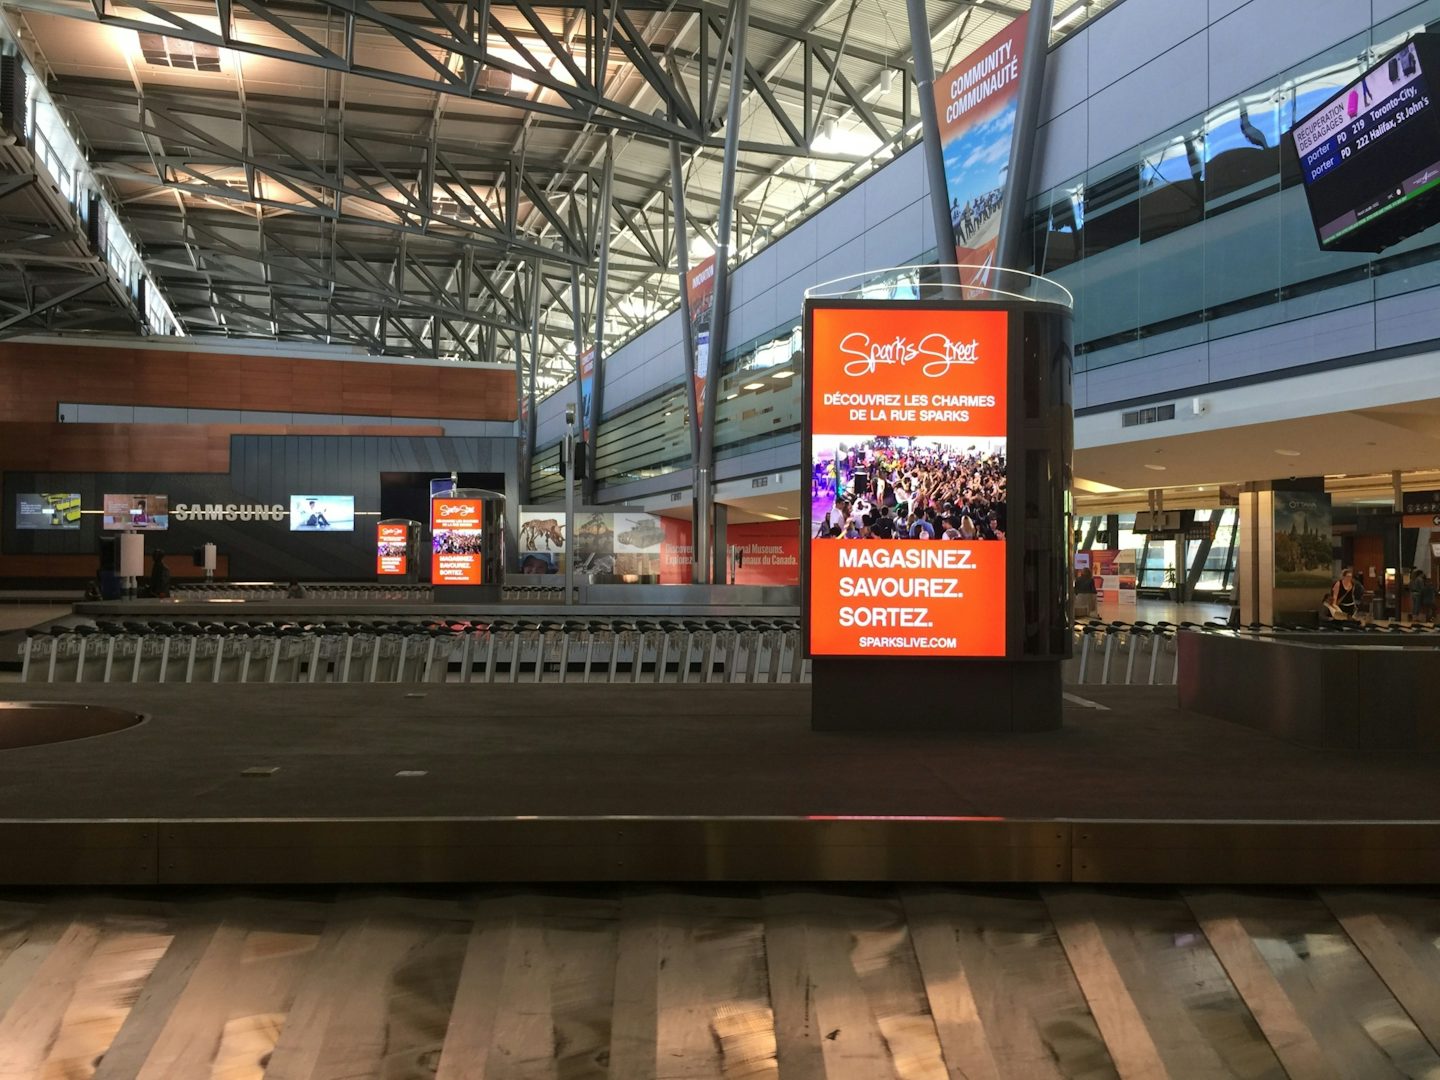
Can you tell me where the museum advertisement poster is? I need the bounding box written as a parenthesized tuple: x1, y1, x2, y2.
(661, 517, 693, 584)
(516, 508, 666, 578)
(658, 518, 800, 586)
(806, 305, 1009, 657)
(686, 255, 717, 429)
(431, 497, 484, 584)
(376, 522, 408, 576)
(933, 14, 1028, 291)
(518, 508, 567, 574)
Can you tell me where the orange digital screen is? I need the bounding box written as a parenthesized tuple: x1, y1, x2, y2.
(377, 523, 408, 576)
(431, 498, 484, 585)
(806, 305, 1008, 658)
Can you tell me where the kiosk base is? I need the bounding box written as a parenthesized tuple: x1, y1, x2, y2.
(810, 658, 1062, 732)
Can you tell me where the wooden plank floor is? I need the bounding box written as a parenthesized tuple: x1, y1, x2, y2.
(0, 886, 1438, 1078)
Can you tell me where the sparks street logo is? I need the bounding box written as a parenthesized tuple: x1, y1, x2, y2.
(438, 503, 472, 517)
(839, 332, 983, 378)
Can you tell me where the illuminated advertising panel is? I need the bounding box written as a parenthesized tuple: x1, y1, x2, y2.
(805, 305, 1009, 658)
(376, 522, 408, 576)
(431, 497, 484, 584)
(16, 493, 82, 530)
(102, 494, 169, 531)
(289, 495, 355, 532)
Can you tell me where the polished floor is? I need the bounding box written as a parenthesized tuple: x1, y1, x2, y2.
(1, 885, 1439, 1078)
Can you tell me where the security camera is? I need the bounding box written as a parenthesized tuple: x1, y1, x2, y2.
(565, 404, 576, 424)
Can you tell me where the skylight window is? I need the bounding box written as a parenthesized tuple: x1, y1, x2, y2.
(137, 33, 221, 72)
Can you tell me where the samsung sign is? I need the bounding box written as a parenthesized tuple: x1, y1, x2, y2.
(172, 502, 287, 522)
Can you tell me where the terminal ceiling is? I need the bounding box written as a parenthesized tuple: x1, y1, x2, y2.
(0, 0, 1060, 390)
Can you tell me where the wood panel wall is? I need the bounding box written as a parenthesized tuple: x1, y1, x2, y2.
(0, 343, 516, 422)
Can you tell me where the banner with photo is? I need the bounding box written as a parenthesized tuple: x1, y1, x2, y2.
(518, 508, 567, 575)
(517, 507, 666, 579)
(578, 346, 596, 445)
(932, 14, 1029, 291)
(686, 255, 717, 429)
(1273, 491, 1333, 590)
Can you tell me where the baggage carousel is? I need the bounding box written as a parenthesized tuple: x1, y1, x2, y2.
(0, 681, 1437, 886)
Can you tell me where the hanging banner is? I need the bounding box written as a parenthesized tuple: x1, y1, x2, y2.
(933, 14, 1029, 291)
(578, 346, 596, 445)
(805, 304, 1009, 658)
(376, 522, 408, 576)
(431, 497, 484, 584)
(686, 255, 717, 428)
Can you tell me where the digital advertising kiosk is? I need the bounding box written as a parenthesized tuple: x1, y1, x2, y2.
(802, 269, 1074, 731)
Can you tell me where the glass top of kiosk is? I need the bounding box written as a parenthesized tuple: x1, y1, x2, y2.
(806, 265, 1073, 309)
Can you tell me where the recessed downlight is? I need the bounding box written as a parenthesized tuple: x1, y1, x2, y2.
(1143, 463, 1167, 471)
(1275, 449, 1302, 457)
(742, 382, 765, 391)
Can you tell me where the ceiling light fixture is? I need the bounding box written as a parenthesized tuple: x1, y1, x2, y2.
(742, 382, 765, 391)
(1274, 449, 1302, 456)
(1144, 463, 1167, 471)
(771, 370, 795, 379)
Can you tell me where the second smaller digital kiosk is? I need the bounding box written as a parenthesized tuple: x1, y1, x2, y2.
(376, 519, 422, 583)
(430, 488, 505, 600)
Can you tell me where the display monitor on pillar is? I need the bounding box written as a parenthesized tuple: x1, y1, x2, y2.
(429, 489, 504, 599)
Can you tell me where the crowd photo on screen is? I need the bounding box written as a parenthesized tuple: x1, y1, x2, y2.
(433, 531, 483, 555)
(811, 436, 1006, 541)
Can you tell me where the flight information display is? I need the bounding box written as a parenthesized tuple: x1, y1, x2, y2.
(1292, 36, 1440, 251)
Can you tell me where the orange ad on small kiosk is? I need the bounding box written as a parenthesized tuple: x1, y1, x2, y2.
(807, 305, 1008, 658)
(376, 522, 408, 576)
(431, 498, 483, 585)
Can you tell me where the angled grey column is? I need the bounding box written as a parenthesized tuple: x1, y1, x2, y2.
(668, 125, 705, 583)
(697, 0, 748, 584)
(583, 137, 614, 503)
(569, 265, 586, 502)
(514, 323, 530, 504)
(996, 0, 1055, 271)
(905, 0, 959, 289)
(524, 260, 540, 501)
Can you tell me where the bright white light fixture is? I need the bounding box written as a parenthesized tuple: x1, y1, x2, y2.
(1143, 463, 1167, 471)
(743, 382, 765, 391)
(1275, 449, 1302, 456)
(1053, 2, 1088, 31)
(771, 370, 795, 379)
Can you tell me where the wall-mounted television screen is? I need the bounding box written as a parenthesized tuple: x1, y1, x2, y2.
(102, 494, 169, 531)
(289, 495, 355, 532)
(1291, 34, 1440, 252)
(15, 493, 82, 530)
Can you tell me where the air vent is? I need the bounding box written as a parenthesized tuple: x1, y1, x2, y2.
(0, 55, 27, 145)
(1121, 403, 1176, 428)
(137, 33, 222, 72)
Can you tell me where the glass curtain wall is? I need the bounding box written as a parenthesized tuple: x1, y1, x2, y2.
(1028, 3, 1440, 371)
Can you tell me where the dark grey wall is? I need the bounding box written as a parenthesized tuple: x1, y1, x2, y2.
(3, 434, 517, 580)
